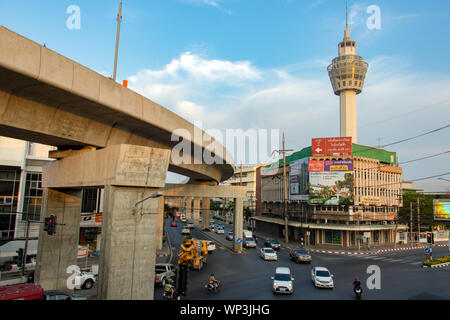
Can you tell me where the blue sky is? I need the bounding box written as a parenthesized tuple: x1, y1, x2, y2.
(0, 0, 449, 191)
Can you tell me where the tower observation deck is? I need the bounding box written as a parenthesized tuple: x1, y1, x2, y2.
(327, 7, 368, 144)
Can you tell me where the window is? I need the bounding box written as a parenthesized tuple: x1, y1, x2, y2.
(324, 230, 342, 244)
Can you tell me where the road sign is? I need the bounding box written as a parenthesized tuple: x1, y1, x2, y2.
(311, 137, 352, 156)
(236, 238, 242, 244)
(425, 247, 432, 254)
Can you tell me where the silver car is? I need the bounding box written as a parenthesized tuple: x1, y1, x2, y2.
(271, 267, 294, 294)
(260, 247, 277, 261)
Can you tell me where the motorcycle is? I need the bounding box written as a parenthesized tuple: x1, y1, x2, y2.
(163, 285, 181, 300)
(205, 280, 221, 293)
(354, 285, 362, 300)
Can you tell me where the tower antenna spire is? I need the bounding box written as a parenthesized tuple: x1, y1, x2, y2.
(346, 0, 348, 28)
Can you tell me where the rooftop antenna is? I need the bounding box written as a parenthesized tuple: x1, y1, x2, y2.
(113, 1, 123, 82)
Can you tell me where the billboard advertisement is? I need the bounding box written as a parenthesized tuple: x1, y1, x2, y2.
(289, 158, 310, 201)
(434, 199, 450, 221)
(307, 159, 354, 205)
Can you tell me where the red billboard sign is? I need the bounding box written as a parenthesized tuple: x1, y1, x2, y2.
(311, 137, 352, 156)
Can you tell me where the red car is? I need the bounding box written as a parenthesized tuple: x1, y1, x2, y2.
(170, 222, 177, 227)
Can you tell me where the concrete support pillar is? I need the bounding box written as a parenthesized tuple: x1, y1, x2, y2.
(193, 197, 200, 225)
(35, 188, 81, 292)
(186, 197, 192, 220)
(202, 197, 210, 230)
(233, 197, 244, 253)
(98, 186, 160, 300)
(156, 196, 165, 250)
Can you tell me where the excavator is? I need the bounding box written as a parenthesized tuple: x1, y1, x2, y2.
(177, 236, 208, 270)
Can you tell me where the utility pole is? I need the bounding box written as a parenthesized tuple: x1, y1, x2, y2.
(410, 201, 413, 246)
(22, 219, 30, 277)
(417, 197, 420, 244)
(113, 1, 123, 82)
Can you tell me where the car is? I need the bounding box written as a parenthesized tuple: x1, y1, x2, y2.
(180, 217, 187, 223)
(264, 238, 281, 251)
(170, 221, 177, 227)
(209, 224, 215, 232)
(42, 290, 88, 300)
(155, 263, 177, 287)
(289, 248, 312, 263)
(260, 247, 277, 261)
(187, 221, 194, 229)
(244, 237, 256, 248)
(69, 270, 96, 290)
(271, 267, 294, 294)
(206, 240, 216, 253)
(311, 267, 334, 289)
(181, 226, 190, 235)
(226, 231, 233, 241)
(216, 227, 225, 234)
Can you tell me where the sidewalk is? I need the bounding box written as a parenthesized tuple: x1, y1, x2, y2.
(252, 229, 448, 255)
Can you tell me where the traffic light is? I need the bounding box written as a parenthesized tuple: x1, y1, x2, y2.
(16, 248, 24, 268)
(44, 215, 56, 235)
(426, 232, 434, 244)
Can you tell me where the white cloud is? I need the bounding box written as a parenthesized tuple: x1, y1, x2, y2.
(127, 52, 450, 191)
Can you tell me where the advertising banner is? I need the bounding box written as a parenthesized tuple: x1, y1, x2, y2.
(289, 158, 310, 201)
(80, 213, 103, 227)
(361, 196, 381, 204)
(308, 170, 354, 205)
(434, 199, 450, 221)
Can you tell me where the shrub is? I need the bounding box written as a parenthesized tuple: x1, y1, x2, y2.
(422, 255, 450, 267)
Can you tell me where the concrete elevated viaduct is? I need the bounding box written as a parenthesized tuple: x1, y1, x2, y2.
(0, 26, 244, 299)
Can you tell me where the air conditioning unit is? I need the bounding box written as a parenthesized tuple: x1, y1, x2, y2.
(382, 221, 387, 225)
(390, 221, 395, 225)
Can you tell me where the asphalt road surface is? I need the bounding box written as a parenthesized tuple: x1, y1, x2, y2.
(156, 218, 450, 300)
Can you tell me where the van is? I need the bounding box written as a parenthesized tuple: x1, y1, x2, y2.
(271, 267, 294, 294)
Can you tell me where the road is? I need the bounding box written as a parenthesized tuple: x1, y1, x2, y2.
(156, 218, 450, 300)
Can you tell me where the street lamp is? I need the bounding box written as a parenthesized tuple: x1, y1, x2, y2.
(132, 191, 163, 216)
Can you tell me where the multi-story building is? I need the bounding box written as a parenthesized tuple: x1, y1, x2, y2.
(0, 137, 55, 243)
(255, 145, 408, 248)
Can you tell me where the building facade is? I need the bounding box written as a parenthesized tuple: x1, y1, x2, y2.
(0, 137, 55, 243)
(254, 145, 408, 248)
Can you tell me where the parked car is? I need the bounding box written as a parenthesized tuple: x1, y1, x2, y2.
(206, 240, 216, 253)
(155, 263, 177, 287)
(311, 267, 334, 289)
(226, 231, 233, 241)
(181, 226, 190, 235)
(42, 291, 87, 300)
(264, 239, 281, 251)
(216, 227, 225, 234)
(289, 248, 312, 263)
(70, 270, 96, 290)
(244, 237, 256, 248)
(170, 221, 178, 227)
(271, 267, 294, 294)
(260, 247, 277, 261)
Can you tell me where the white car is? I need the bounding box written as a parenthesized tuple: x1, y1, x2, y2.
(216, 227, 225, 234)
(187, 221, 194, 229)
(311, 267, 334, 289)
(73, 270, 96, 290)
(271, 267, 294, 294)
(181, 226, 190, 235)
(206, 240, 216, 253)
(260, 247, 277, 261)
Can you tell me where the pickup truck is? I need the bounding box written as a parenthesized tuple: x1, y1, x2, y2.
(155, 263, 177, 287)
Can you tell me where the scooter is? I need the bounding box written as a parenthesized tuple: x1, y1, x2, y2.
(205, 280, 221, 293)
(354, 286, 362, 300)
(163, 285, 181, 300)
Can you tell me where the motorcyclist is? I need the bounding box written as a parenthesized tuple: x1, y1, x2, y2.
(353, 278, 361, 288)
(164, 279, 176, 299)
(208, 273, 219, 289)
